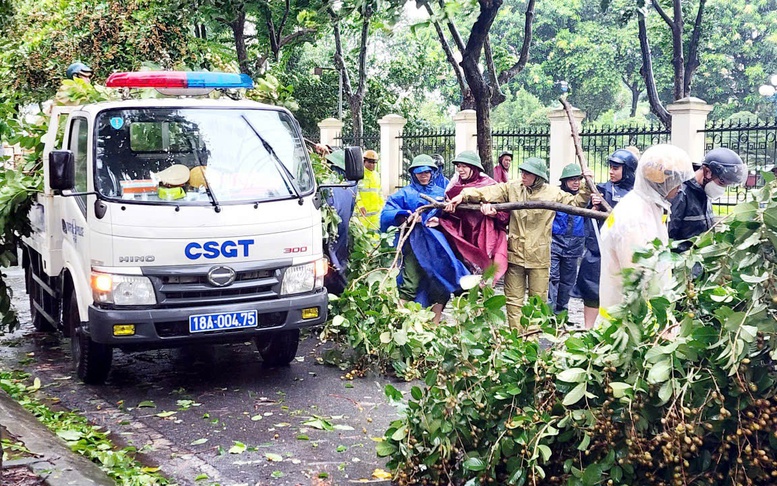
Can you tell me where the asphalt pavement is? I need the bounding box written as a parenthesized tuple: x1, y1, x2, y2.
(0, 265, 408, 485)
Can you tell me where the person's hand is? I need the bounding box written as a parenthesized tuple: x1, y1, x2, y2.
(445, 194, 464, 212)
(359, 206, 367, 217)
(591, 193, 603, 208)
(426, 216, 440, 228)
(314, 143, 330, 156)
(583, 168, 594, 179)
(481, 203, 496, 216)
(406, 211, 422, 225)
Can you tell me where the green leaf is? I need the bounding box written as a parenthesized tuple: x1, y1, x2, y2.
(190, 438, 208, 446)
(647, 359, 671, 384)
(265, 453, 283, 462)
(229, 442, 247, 454)
(582, 463, 602, 486)
(608, 382, 630, 398)
(563, 382, 587, 406)
(375, 440, 397, 457)
(303, 417, 334, 431)
(271, 470, 285, 478)
(537, 444, 552, 462)
(384, 384, 403, 401)
(57, 430, 82, 441)
(410, 386, 423, 400)
(391, 426, 407, 441)
(137, 400, 156, 408)
(557, 368, 587, 383)
(462, 457, 487, 472)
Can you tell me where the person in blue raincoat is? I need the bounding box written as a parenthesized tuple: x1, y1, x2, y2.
(549, 164, 586, 315)
(380, 154, 469, 323)
(324, 149, 357, 294)
(573, 148, 639, 328)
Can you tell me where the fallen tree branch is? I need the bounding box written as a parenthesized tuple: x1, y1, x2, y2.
(419, 194, 609, 220)
(559, 96, 612, 213)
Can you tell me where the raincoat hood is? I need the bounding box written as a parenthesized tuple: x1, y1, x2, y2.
(633, 144, 694, 210)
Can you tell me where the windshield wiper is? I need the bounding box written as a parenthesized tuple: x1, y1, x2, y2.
(241, 115, 304, 205)
(191, 142, 221, 213)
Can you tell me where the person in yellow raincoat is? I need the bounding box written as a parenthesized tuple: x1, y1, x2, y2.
(446, 157, 593, 329)
(355, 149, 384, 230)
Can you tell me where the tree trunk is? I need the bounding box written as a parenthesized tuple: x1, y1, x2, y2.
(629, 82, 640, 118)
(683, 0, 707, 96)
(230, 10, 249, 75)
(474, 93, 494, 175)
(637, 15, 671, 128)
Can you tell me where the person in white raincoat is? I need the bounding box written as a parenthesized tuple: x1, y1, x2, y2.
(598, 144, 694, 314)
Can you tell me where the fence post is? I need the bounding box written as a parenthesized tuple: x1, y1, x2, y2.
(318, 117, 344, 147)
(666, 97, 713, 163)
(378, 114, 407, 197)
(453, 110, 478, 155)
(547, 105, 585, 185)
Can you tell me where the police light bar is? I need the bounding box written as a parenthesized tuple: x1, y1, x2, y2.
(105, 71, 254, 90)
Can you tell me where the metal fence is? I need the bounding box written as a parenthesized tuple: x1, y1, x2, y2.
(492, 126, 550, 179)
(579, 124, 671, 184)
(700, 118, 777, 206)
(397, 128, 456, 186)
(334, 131, 380, 151)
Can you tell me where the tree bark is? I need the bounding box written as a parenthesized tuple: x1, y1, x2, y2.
(637, 14, 671, 128)
(230, 9, 249, 75)
(459, 0, 502, 175)
(421, 196, 609, 220)
(684, 0, 706, 95)
(496, 0, 535, 86)
(622, 76, 640, 118)
(424, 2, 475, 110)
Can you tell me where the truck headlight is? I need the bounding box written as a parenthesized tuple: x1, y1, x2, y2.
(91, 272, 157, 306)
(280, 259, 326, 295)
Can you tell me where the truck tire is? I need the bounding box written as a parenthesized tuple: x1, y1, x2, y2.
(67, 292, 112, 384)
(255, 329, 300, 366)
(26, 269, 55, 333)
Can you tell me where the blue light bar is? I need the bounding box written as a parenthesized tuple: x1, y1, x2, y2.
(186, 72, 254, 89)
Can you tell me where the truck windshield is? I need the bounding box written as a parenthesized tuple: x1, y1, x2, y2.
(94, 108, 314, 204)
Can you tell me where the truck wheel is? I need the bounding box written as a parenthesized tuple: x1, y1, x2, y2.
(255, 330, 300, 366)
(67, 292, 112, 384)
(26, 270, 55, 332)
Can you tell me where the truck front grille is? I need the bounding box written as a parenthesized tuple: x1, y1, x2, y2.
(147, 268, 282, 308)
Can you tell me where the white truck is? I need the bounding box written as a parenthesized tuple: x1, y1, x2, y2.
(21, 71, 362, 384)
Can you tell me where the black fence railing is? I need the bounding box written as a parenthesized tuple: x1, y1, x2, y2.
(334, 131, 380, 151)
(579, 123, 671, 184)
(700, 118, 777, 206)
(492, 126, 550, 179)
(397, 128, 456, 186)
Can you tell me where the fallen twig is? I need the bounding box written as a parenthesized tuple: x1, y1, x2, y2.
(419, 193, 608, 220)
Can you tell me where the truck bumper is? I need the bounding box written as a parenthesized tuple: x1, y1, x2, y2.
(87, 290, 327, 349)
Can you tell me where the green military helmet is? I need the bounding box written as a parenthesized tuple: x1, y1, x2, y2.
(560, 163, 583, 180)
(408, 154, 435, 173)
(451, 150, 484, 172)
(518, 157, 549, 181)
(325, 149, 346, 171)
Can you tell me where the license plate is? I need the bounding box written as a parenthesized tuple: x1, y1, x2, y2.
(189, 310, 258, 333)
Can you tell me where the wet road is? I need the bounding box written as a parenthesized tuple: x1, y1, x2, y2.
(0, 265, 407, 485)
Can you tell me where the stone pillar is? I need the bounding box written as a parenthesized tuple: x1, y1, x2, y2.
(666, 97, 713, 163)
(453, 110, 478, 155)
(317, 118, 344, 147)
(378, 114, 407, 197)
(547, 106, 585, 185)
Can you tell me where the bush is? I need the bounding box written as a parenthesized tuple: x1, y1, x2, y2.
(381, 178, 777, 486)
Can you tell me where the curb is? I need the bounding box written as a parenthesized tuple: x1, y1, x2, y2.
(0, 388, 114, 486)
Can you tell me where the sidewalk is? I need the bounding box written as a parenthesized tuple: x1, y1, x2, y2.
(0, 388, 114, 486)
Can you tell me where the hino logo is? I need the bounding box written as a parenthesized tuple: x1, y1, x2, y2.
(119, 256, 156, 263)
(207, 266, 236, 287)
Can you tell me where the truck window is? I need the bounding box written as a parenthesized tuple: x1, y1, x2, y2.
(94, 108, 314, 205)
(68, 117, 89, 212)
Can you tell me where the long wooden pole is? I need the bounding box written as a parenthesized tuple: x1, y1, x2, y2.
(559, 96, 612, 213)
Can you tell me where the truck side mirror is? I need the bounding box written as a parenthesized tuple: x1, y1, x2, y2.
(49, 150, 76, 192)
(343, 146, 364, 182)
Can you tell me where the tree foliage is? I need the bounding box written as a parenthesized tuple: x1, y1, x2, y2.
(380, 178, 777, 485)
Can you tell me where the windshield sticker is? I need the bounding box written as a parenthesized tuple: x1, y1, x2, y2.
(110, 117, 124, 130)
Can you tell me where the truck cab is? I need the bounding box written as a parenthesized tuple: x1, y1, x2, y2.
(22, 72, 362, 384)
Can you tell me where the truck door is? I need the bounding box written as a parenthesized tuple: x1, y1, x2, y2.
(60, 117, 91, 280)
